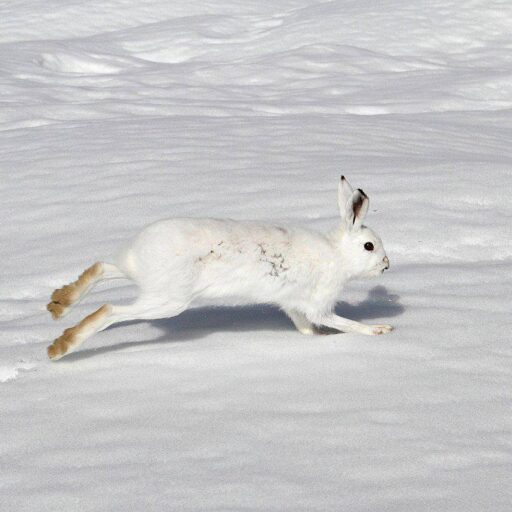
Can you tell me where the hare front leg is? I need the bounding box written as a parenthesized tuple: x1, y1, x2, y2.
(285, 309, 316, 335)
(309, 312, 393, 336)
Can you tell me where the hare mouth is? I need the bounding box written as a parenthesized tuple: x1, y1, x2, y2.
(367, 265, 387, 277)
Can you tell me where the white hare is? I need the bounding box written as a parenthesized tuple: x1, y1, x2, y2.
(47, 176, 392, 360)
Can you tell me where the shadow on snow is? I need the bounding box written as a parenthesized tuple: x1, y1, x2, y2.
(62, 285, 404, 362)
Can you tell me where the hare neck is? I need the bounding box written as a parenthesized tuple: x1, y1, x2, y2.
(326, 227, 361, 282)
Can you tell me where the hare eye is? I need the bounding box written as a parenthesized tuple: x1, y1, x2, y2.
(364, 242, 374, 251)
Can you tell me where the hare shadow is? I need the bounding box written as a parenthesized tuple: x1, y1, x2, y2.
(63, 285, 404, 362)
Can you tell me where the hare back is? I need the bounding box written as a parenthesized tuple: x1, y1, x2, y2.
(117, 218, 339, 309)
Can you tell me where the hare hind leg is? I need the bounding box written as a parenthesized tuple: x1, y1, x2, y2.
(47, 262, 125, 320)
(47, 298, 188, 360)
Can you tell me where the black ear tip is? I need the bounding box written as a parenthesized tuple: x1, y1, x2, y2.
(341, 175, 345, 181)
(357, 188, 368, 198)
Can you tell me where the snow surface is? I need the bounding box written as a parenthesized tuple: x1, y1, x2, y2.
(2, 0, 512, 510)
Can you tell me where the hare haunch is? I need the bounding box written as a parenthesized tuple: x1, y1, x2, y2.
(47, 176, 392, 360)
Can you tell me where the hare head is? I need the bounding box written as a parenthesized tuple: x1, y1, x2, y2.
(335, 176, 389, 279)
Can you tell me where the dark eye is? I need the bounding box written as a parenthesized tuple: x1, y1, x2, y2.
(364, 242, 374, 251)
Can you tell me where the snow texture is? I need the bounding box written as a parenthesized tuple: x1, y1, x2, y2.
(2, 0, 512, 510)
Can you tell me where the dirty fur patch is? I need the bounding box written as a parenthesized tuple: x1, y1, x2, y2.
(257, 243, 290, 277)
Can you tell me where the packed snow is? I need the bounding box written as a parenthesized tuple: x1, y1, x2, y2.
(2, 0, 512, 510)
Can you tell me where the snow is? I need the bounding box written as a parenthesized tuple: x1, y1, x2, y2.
(2, 0, 512, 510)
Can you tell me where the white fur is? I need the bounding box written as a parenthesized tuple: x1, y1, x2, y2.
(49, 176, 392, 359)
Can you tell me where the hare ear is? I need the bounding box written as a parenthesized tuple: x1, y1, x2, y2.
(345, 189, 369, 230)
(338, 175, 354, 221)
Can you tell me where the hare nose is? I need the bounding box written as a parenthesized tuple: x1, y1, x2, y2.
(383, 256, 390, 269)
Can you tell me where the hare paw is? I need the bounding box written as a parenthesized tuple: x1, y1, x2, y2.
(368, 324, 393, 335)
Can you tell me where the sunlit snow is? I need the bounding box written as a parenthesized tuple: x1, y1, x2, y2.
(2, 1, 512, 510)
